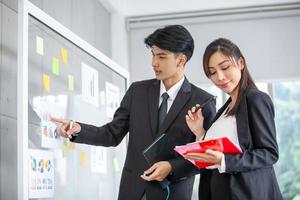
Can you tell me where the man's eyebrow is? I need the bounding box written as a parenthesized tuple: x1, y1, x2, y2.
(151, 50, 167, 56)
(156, 52, 167, 56)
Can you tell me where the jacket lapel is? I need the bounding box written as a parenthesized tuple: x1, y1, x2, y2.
(148, 80, 160, 138)
(158, 78, 191, 135)
(236, 88, 251, 151)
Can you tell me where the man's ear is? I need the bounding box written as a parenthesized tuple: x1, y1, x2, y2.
(177, 54, 187, 67)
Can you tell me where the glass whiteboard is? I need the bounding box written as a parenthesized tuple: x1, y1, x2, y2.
(25, 8, 128, 200)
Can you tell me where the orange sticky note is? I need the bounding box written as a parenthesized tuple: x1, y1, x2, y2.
(43, 74, 50, 93)
(79, 151, 88, 167)
(61, 48, 68, 64)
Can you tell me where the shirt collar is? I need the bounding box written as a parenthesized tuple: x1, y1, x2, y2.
(160, 77, 185, 101)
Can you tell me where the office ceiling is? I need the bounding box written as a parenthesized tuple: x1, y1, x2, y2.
(99, 0, 298, 16)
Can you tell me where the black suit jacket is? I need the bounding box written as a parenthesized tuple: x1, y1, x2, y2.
(71, 78, 216, 200)
(199, 87, 283, 200)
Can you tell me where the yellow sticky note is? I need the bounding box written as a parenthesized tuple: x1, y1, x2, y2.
(113, 158, 120, 172)
(79, 152, 88, 167)
(68, 75, 74, 91)
(52, 57, 59, 75)
(43, 74, 50, 93)
(36, 36, 44, 55)
(61, 48, 68, 64)
(68, 142, 77, 150)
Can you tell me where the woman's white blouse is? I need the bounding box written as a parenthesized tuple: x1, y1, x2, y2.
(204, 108, 242, 172)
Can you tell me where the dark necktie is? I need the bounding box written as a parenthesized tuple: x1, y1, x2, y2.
(158, 92, 169, 128)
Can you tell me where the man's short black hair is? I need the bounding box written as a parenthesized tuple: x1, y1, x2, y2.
(144, 25, 194, 62)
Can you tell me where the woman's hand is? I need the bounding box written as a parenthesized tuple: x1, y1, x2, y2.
(184, 149, 224, 165)
(185, 104, 206, 139)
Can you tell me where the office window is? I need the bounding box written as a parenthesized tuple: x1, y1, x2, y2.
(199, 84, 223, 110)
(256, 82, 270, 94)
(272, 80, 300, 200)
(254, 80, 300, 199)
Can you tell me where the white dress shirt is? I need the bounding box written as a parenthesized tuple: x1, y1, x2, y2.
(159, 77, 185, 112)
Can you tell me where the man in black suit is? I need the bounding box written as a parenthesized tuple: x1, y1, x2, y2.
(52, 25, 216, 200)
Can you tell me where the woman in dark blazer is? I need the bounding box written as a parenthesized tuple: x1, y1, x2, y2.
(185, 38, 283, 200)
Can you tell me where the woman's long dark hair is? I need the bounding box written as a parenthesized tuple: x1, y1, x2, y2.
(203, 38, 256, 116)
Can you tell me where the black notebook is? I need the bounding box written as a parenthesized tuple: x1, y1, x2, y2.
(143, 134, 175, 188)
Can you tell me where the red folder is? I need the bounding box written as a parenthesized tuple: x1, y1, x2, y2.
(174, 137, 242, 169)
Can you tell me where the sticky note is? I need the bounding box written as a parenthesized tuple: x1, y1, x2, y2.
(69, 142, 77, 150)
(79, 152, 88, 167)
(68, 75, 74, 91)
(113, 158, 120, 172)
(52, 57, 59, 75)
(62, 143, 68, 157)
(43, 74, 50, 93)
(61, 48, 68, 64)
(36, 36, 44, 55)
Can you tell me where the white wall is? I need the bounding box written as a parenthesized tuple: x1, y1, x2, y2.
(128, 3, 300, 86)
(98, 0, 130, 71)
(99, 0, 300, 76)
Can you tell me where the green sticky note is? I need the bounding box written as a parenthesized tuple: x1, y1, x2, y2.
(62, 143, 68, 157)
(52, 57, 59, 75)
(68, 75, 74, 91)
(113, 158, 120, 172)
(36, 36, 44, 55)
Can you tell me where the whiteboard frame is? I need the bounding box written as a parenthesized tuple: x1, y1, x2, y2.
(17, 1, 129, 199)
